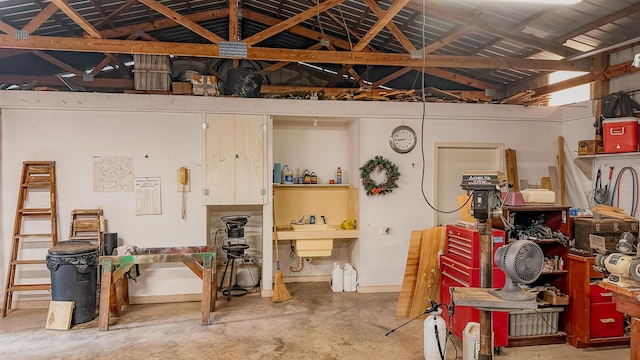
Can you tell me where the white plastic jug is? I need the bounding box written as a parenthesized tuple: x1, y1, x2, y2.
(343, 263, 357, 292)
(330, 263, 343, 292)
(424, 308, 447, 360)
(463, 322, 480, 360)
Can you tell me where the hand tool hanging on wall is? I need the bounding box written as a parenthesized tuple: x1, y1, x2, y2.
(593, 167, 607, 205)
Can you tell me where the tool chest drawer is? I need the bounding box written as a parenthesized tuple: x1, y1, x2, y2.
(589, 283, 613, 303)
(445, 225, 505, 268)
(590, 302, 624, 338)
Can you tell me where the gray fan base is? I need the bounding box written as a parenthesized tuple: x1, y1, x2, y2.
(489, 281, 537, 301)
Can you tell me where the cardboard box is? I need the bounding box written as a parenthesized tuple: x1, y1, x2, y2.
(578, 140, 597, 155)
(172, 82, 193, 95)
(191, 74, 219, 96)
(578, 139, 604, 155)
(542, 290, 569, 305)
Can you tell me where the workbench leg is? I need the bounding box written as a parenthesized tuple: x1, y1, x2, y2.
(211, 261, 217, 312)
(110, 281, 120, 317)
(632, 317, 639, 360)
(98, 259, 112, 331)
(201, 254, 213, 325)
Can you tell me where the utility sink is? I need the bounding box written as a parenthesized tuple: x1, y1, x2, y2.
(289, 224, 335, 257)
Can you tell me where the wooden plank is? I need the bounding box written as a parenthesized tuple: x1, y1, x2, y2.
(409, 227, 446, 318)
(45, 301, 74, 330)
(541, 177, 552, 190)
(396, 230, 423, 317)
(451, 287, 538, 309)
(558, 136, 567, 205)
(505, 148, 519, 191)
(548, 166, 559, 203)
(23, 3, 59, 34)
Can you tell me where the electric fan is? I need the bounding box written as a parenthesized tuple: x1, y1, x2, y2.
(489, 240, 545, 301)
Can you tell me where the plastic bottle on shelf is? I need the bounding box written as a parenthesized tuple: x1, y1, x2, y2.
(310, 172, 317, 184)
(310, 214, 316, 224)
(343, 263, 357, 292)
(336, 167, 342, 184)
(331, 263, 343, 292)
(282, 165, 293, 184)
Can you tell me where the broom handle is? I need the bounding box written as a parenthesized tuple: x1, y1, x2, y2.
(273, 209, 282, 269)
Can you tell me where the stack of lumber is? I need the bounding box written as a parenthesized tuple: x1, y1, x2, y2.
(395, 227, 446, 318)
(591, 204, 637, 221)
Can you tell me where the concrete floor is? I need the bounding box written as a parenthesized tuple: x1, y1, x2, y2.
(0, 282, 631, 360)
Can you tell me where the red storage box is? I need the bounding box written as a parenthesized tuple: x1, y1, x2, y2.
(590, 302, 624, 338)
(445, 225, 505, 268)
(603, 117, 638, 153)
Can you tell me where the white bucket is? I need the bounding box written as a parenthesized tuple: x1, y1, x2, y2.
(331, 263, 343, 292)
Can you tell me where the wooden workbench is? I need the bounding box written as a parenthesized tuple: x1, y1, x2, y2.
(598, 281, 640, 360)
(98, 246, 216, 331)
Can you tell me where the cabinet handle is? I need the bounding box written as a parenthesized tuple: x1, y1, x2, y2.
(600, 318, 615, 323)
(600, 292, 613, 297)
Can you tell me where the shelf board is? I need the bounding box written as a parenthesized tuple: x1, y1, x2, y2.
(540, 270, 568, 275)
(574, 152, 640, 180)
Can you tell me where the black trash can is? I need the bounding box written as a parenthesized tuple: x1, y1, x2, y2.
(46, 240, 99, 325)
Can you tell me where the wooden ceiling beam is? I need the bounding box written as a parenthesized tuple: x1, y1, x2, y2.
(363, 0, 415, 52)
(532, 61, 640, 97)
(138, 0, 224, 44)
(243, 0, 347, 46)
(559, 2, 640, 43)
(0, 34, 587, 70)
(420, 25, 476, 55)
(32, 50, 84, 77)
(89, 56, 114, 77)
(372, 67, 411, 88)
(22, 3, 59, 34)
(100, 8, 229, 39)
(0, 74, 134, 89)
(0, 21, 16, 35)
(323, 8, 374, 51)
(229, 0, 238, 42)
(354, 0, 410, 52)
(418, 2, 576, 58)
(418, 67, 496, 90)
(49, 0, 102, 38)
(95, 0, 137, 29)
(259, 43, 324, 76)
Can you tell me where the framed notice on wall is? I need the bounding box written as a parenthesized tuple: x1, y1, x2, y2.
(134, 177, 162, 215)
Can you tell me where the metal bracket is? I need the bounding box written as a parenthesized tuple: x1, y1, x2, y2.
(219, 41, 248, 58)
(13, 29, 28, 40)
(410, 49, 423, 59)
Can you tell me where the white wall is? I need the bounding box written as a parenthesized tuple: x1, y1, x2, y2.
(0, 91, 588, 301)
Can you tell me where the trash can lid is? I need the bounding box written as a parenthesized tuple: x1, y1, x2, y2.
(48, 240, 98, 255)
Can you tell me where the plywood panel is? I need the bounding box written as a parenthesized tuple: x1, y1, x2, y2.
(409, 227, 446, 318)
(396, 230, 423, 317)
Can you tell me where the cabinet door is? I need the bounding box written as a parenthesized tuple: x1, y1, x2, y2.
(204, 114, 267, 205)
(234, 114, 267, 205)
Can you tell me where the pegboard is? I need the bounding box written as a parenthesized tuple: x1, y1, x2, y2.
(589, 155, 640, 218)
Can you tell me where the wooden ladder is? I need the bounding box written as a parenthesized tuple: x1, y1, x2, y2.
(2, 161, 58, 317)
(69, 209, 104, 256)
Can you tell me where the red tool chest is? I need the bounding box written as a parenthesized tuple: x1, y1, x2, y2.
(588, 284, 624, 339)
(440, 225, 508, 347)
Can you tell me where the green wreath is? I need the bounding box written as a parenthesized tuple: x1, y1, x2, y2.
(360, 156, 400, 196)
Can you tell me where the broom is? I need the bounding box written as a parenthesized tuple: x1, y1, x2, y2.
(272, 210, 292, 303)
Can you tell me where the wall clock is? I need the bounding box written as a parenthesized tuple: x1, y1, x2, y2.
(389, 125, 417, 154)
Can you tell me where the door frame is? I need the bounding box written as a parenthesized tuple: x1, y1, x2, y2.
(433, 142, 504, 226)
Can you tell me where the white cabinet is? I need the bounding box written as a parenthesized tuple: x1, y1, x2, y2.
(203, 114, 268, 205)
